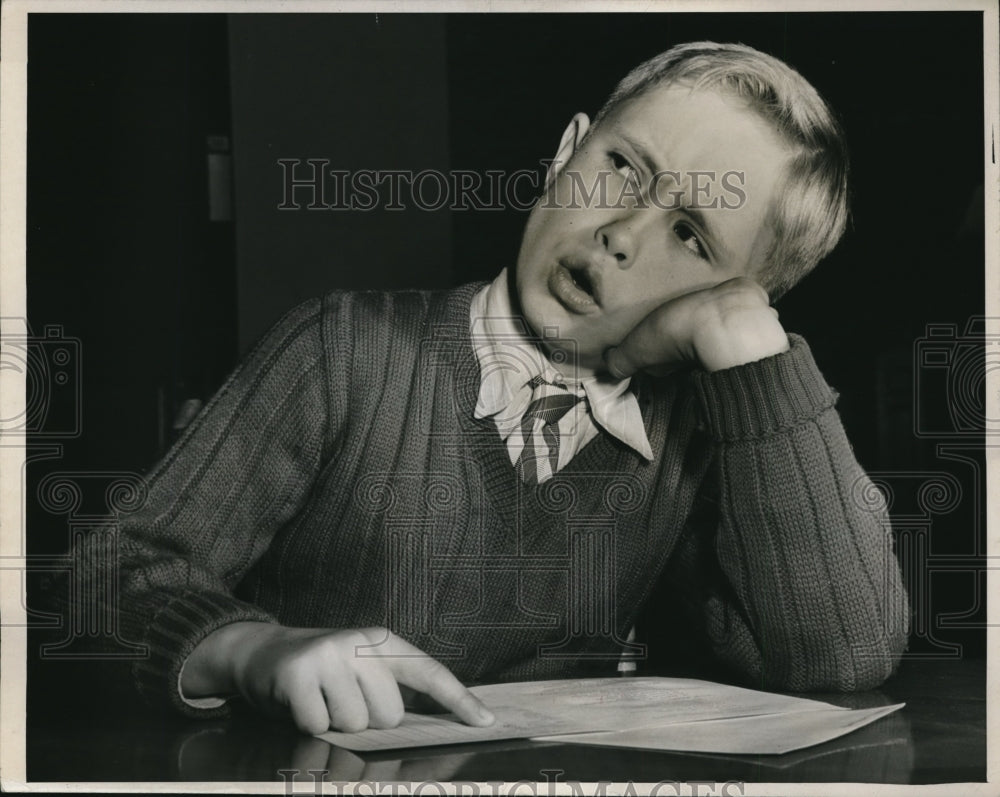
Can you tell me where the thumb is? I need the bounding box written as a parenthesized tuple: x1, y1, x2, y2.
(604, 345, 639, 380)
(603, 313, 685, 378)
(605, 345, 683, 379)
(603, 296, 696, 379)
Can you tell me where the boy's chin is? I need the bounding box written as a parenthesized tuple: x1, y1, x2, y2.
(538, 339, 607, 380)
(514, 291, 609, 375)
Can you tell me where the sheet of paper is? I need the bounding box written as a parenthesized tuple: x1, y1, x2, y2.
(535, 703, 905, 755)
(316, 676, 881, 753)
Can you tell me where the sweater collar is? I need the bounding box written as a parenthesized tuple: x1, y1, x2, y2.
(469, 269, 654, 461)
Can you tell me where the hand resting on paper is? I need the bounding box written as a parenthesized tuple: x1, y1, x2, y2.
(181, 622, 496, 734)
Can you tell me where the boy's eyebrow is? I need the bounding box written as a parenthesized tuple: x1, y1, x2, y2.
(617, 132, 661, 178)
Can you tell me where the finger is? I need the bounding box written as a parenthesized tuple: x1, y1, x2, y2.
(287, 683, 334, 736)
(605, 316, 680, 378)
(376, 635, 494, 727)
(353, 661, 406, 729)
(604, 298, 690, 379)
(396, 660, 493, 727)
(717, 275, 769, 305)
(320, 675, 369, 733)
(604, 344, 639, 380)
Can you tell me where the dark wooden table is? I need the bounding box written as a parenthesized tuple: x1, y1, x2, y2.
(25, 657, 985, 785)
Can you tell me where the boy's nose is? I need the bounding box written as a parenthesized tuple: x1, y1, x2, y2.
(595, 207, 658, 269)
(599, 233, 628, 265)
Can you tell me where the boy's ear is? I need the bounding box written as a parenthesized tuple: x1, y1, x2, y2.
(543, 112, 591, 192)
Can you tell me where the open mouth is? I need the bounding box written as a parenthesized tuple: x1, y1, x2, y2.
(569, 268, 595, 298)
(549, 260, 600, 314)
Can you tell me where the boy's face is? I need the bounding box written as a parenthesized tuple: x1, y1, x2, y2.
(514, 83, 792, 375)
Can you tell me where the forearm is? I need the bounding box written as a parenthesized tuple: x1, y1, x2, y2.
(717, 412, 907, 688)
(690, 336, 909, 690)
(88, 296, 332, 714)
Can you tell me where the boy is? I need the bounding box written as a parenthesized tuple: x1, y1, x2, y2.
(93, 41, 908, 735)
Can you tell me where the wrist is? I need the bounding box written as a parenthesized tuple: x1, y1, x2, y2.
(694, 315, 790, 372)
(182, 620, 276, 698)
(691, 333, 837, 441)
(700, 332, 790, 372)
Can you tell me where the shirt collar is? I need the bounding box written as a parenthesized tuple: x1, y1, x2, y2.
(470, 268, 654, 461)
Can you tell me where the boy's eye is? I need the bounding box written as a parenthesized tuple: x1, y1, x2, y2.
(609, 151, 639, 183)
(674, 222, 708, 260)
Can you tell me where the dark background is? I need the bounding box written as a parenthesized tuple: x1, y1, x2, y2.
(23, 10, 987, 709)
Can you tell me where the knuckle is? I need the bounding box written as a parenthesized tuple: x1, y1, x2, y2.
(691, 298, 722, 327)
(384, 703, 406, 727)
(273, 655, 309, 686)
(331, 707, 369, 734)
(289, 696, 329, 735)
(714, 282, 766, 315)
(328, 629, 369, 659)
(716, 277, 759, 301)
(299, 714, 330, 735)
(368, 701, 405, 729)
(268, 679, 289, 705)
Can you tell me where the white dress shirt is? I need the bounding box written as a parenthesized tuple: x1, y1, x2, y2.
(471, 269, 654, 478)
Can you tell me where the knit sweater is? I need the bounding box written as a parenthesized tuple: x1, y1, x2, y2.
(104, 283, 908, 718)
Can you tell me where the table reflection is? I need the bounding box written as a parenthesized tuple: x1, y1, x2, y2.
(170, 690, 915, 784)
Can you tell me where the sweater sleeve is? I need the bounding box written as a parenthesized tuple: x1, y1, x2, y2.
(675, 333, 909, 692)
(86, 297, 335, 717)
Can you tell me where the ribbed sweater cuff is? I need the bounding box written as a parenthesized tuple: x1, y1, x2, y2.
(690, 334, 837, 442)
(131, 590, 276, 719)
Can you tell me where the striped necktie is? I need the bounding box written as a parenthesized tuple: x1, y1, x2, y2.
(515, 375, 583, 485)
